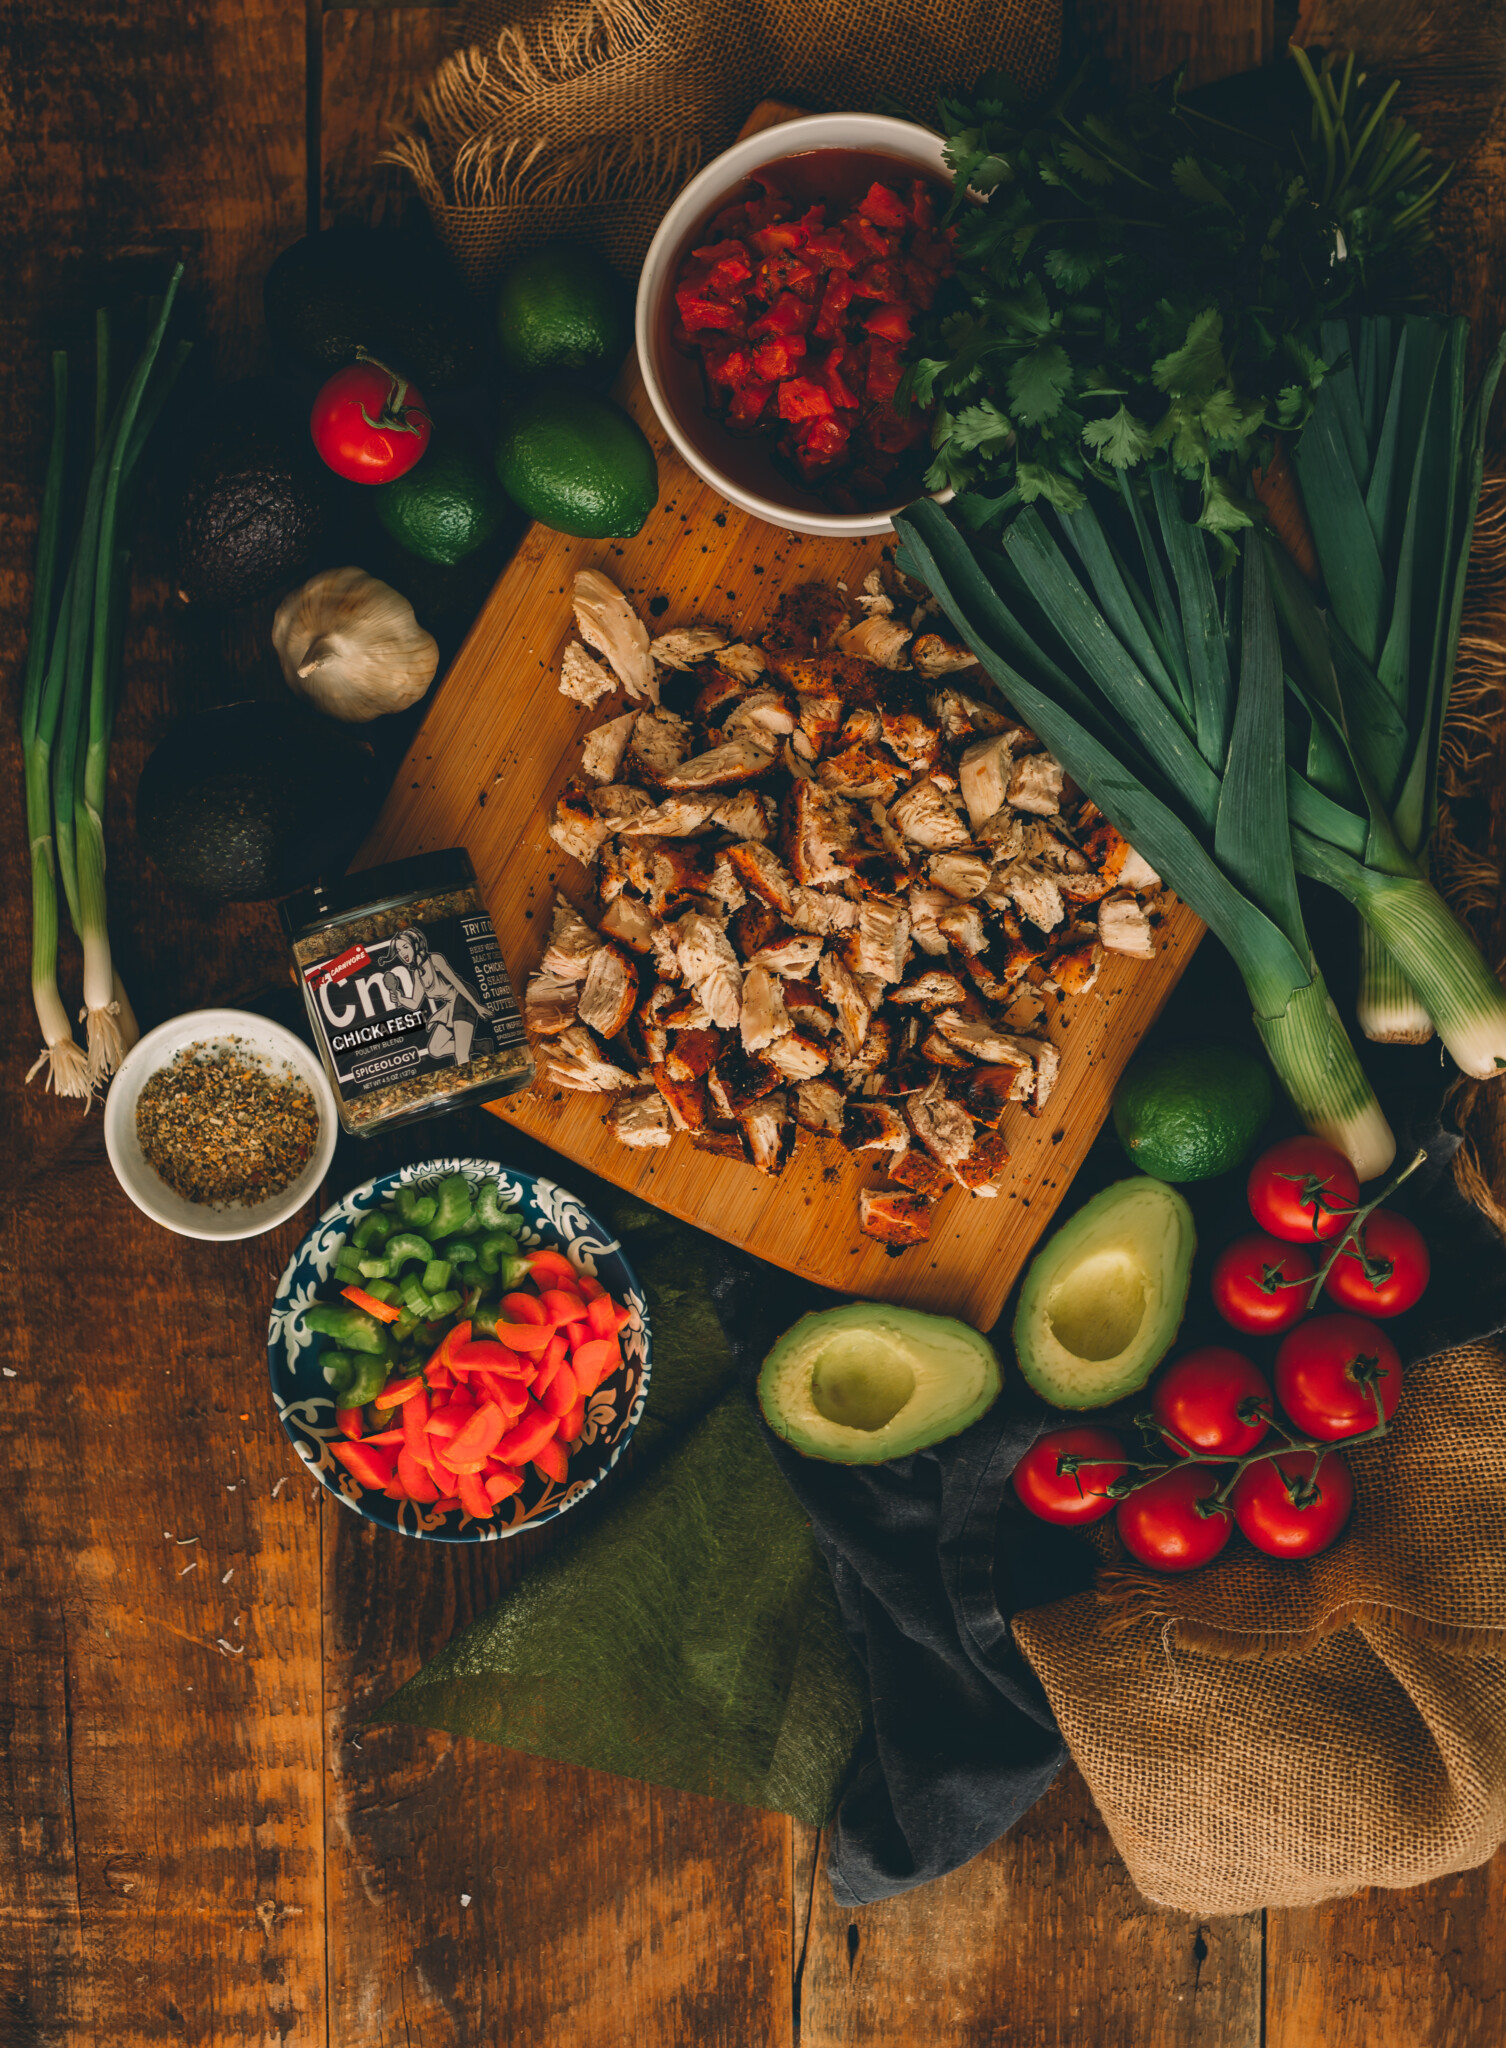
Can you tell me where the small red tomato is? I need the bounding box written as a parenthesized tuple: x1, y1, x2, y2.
(1211, 1232, 1315, 1335)
(1247, 1136, 1359, 1243)
(1115, 1463, 1233, 1573)
(310, 352, 431, 483)
(1274, 1313, 1402, 1441)
(1151, 1347, 1273, 1459)
(1232, 1447, 1354, 1558)
(1323, 1209, 1430, 1318)
(1013, 1427, 1129, 1525)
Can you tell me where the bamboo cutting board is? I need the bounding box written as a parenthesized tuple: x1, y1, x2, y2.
(357, 110, 1204, 1331)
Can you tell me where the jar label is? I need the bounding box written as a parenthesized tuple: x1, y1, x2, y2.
(302, 911, 527, 1101)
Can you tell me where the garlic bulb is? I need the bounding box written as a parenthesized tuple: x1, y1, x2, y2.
(273, 567, 438, 722)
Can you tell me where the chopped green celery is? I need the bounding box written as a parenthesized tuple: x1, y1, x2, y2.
(399, 1273, 435, 1319)
(334, 1249, 364, 1281)
(303, 1303, 390, 1355)
(444, 1239, 478, 1265)
(363, 1279, 402, 1306)
(410, 1194, 437, 1229)
(475, 1181, 508, 1230)
(391, 1308, 419, 1340)
(352, 1212, 393, 1249)
(498, 1255, 532, 1290)
(429, 1174, 474, 1236)
(344, 1353, 389, 1407)
(428, 1288, 462, 1316)
(321, 1350, 358, 1394)
(384, 1232, 434, 1268)
(470, 1301, 501, 1340)
(357, 1257, 392, 1280)
(422, 1259, 452, 1294)
(476, 1232, 518, 1273)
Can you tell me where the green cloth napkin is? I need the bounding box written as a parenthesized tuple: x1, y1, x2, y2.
(374, 1199, 868, 1825)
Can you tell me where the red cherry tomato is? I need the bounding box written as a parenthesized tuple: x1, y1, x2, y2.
(1013, 1427, 1128, 1525)
(1232, 1447, 1354, 1558)
(1115, 1463, 1233, 1573)
(1274, 1313, 1402, 1441)
(1246, 1136, 1359, 1243)
(310, 353, 431, 483)
(1151, 1347, 1273, 1459)
(1322, 1208, 1430, 1318)
(1210, 1232, 1315, 1335)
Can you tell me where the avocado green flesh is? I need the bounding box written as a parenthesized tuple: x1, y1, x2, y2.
(1013, 1178, 1195, 1409)
(759, 1304, 1002, 1465)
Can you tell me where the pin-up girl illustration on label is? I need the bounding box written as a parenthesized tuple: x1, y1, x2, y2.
(385, 927, 489, 1067)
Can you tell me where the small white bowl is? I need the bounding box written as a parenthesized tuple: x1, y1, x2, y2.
(636, 112, 952, 539)
(104, 1009, 338, 1241)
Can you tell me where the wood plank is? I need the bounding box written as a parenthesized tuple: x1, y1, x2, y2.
(321, 4, 457, 231)
(798, 1765, 1263, 2048)
(1068, 0, 1273, 84)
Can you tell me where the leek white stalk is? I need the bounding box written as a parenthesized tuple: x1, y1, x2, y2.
(1255, 969, 1397, 1180)
(1355, 923, 1434, 1046)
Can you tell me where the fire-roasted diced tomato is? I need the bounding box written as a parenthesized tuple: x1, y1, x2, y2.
(751, 220, 807, 257)
(749, 290, 814, 339)
(727, 379, 775, 429)
(751, 334, 806, 381)
(777, 377, 835, 423)
(812, 272, 854, 340)
(675, 284, 743, 333)
(702, 336, 753, 387)
(865, 342, 904, 404)
(858, 180, 911, 231)
(810, 344, 860, 411)
(863, 301, 913, 345)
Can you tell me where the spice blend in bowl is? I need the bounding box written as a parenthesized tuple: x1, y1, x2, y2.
(135, 1040, 321, 1207)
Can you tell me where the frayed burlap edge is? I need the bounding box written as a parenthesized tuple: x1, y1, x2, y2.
(1093, 1571, 1506, 1663)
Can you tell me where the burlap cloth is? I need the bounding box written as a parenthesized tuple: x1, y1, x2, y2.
(383, 0, 1060, 289)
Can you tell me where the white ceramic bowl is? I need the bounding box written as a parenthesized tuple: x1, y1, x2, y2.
(104, 1009, 338, 1241)
(636, 112, 952, 539)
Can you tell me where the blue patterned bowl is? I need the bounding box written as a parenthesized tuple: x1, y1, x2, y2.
(266, 1157, 651, 1542)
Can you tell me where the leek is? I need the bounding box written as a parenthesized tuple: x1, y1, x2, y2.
(1279, 313, 1506, 1074)
(893, 492, 1396, 1180)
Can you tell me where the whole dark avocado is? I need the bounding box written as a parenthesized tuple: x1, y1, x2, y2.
(135, 702, 381, 901)
(174, 388, 333, 609)
(264, 225, 488, 392)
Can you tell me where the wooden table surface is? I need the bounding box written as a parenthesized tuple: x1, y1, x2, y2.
(3, 1, 1505, 2042)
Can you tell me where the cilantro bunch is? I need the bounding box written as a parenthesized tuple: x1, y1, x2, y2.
(916, 47, 1448, 538)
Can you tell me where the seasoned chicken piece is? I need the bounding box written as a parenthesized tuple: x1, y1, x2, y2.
(907, 884, 953, 957)
(710, 791, 776, 841)
(992, 860, 1065, 934)
(856, 565, 895, 616)
(740, 964, 792, 1052)
(726, 840, 797, 917)
(524, 968, 580, 1038)
(591, 784, 656, 834)
(788, 887, 859, 936)
(1079, 818, 1162, 893)
(786, 735, 817, 777)
(549, 786, 614, 865)
(618, 839, 713, 916)
(661, 736, 779, 791)
(918, 1027, 973, 1069)
(859, 1187, 935, 1246)
(887, 969, 970, 1010)
(765, 1030, 830, 1082)
(762, 584, 850, 661)
(785, 779, 856, 886)
(576, 941, 638, 1039)
(650, 1062, 709, 1131)
(718, 641, 767, 684)
(651, 626, 727, 670)
(649, 922, 682, 979)
(618, 796, 717, 837)
(927, 850, 991, 900)
(832, 1014, 895, 1087)
(581, 708, 640, 784)
(959, 732, 1013, 830)
(1099, 891, 1158, 956)
(905, 1072, 978, 1180)
(931, 688, 1010, 741)
(952, 1128, 1010, 1195)
(627, 708, 694, 785)
(731, 898, 782, 959)
(1057, 865, 1115, 905)
(962, 1064, 1028, 1125)
(783, 982, 835, 1036)
(1042, 934, 1102, 995)
(890, 778, 972, 852)
(911, 634, 979, 678)
(573, 569, 656, 702)
(937, 901, 987, 959)
(751, 930, 825, 978)
(843, 1102, 909, 1158)
(674, 912, 743, 1029)
(976, 808, 1025, 859)
(846, 899, 911, 984)
(546, 1025, 636, 1093)
(694, 668, 752, 725)
(705, 853, 748, 912)
(794, 1077, 847, 1135)
(878, 705, 942, 772)
(724, 687, 797, 743)
(737, 1089, 793, 1175)
(889, 1148, 953, 1200)
(1020, 820, 1090, 873)
(667, 1026, 723, 1078)
(817, 743, 910, 803)
(542, 898, 602, 981)
(692, 1127, 751, 1163)
(606, 1090, 672, 1149)
(818, 950, 871, 1055)
(838, 615, 913, 668)
(930, 1011, 1040, 1072)
(1032, 1041, 1061, 1111)
(709, 1046, 783, 1116)
(795, 691, 846, 756)
(559, 640, 617, 709)
(1007, 752, 1065, 816)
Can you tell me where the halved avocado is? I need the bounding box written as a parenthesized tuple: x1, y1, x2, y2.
(1013, 1178, 1195, 1409)
(758, 1303, 1002, 1465)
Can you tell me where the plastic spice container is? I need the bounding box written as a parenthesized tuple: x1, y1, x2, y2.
(280, 850, 534, 1136)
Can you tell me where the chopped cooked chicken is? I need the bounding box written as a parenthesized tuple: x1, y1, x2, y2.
(628, 709, 694, 785)
(976, 808, 1025, 859)
(706, 853, 748, 912)
(606, 1091, 672, 1148)
(1099, 891, 1158, 956)
(726, 840, 796, 916)
(573, 569, 656, 702)
(891, 778, 972, 852)
(651, 626, 727, 669)
(559, 640, 617, 709)
(598, 894, 658, 955)
(952, 1128, 1010, 1195)
(889, 1148, 953, 1200)
(661, 989, 714, 1030)
(524, 969, 580, 1038)
(718, 641, 767, 683)
(795, 691, 846, 755)
(839, 615, 913, 668)
(785, 780, 856, 886)
(931, 1011, 1040, 1071)
(937, 901, 987, 959)
(615, 837, 711, 914)
(1077, 821, 1161, 894)
(666, 1027, 721, 1078)
(843, 1102, 909, 1157)
(888, 970, 970, 1010)
(879, 706, 942, 772)
(959, 733, 1013, 830)
(549, 785, 613, 865)
(661, 736, 779, 791)
(739, 1089, 792, 1175)
(651, 1062, 709, 1131)
(751, 930, 825, 978)
(762, 583, 850, 661)
(859, 1187, 935, 1246)
(649, 923, 681, 978)
(784, 982, 835, 1036)
(591, 784, 656, 834)
(618, 796, 716, 837)
(1058, 866, 1115, 905)
(542, 898, 602, 980)
(817, 743, 910, 803)
(710, 1047, 783, 1116)
(581, 709, 639, 784)
(931, 688, 1010, 740)
(928, 850, 992, 900)
(693, 1127, 750, 1162)
(794, 1077, 847, 1135)
(905, 1072, 978, 1180)
(765, 1030, 830, 1082)
(907, 885, 953, 957)
(962, 1064, 1026, 1125)
(674, 912, 743, 1029)
(1032, 1041, 1061, 1110)
(695, 669, 752, 725)
(1043, 934, 1102, 994)
(993, 860, 1065, 934)
(848, 899, 911, 984)
(1007, 752, 1065, 816)
(547, 1025, 636, 1093)
(710, 791, 776, 841)
(788, 887, 859, 936)
(919, 1027, 973, 1069)
(732, 897, 782, 959)
(740, 964, 791, 1052)
(724, 687, 797, 742)
(818, 950, 871, 1055)
(911, 634, 979, 678)
(576, 941, 638, 1039)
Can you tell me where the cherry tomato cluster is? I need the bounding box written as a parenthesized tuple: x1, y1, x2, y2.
(1013, 1137, 1432, 1575)
(310, 347, 432, 485)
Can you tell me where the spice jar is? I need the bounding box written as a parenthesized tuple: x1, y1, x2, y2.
(280, 850, 534, 1136)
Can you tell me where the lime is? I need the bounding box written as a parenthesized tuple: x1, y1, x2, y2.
(496, 385, 658, 540)
(496, 245, 631, 383)
(1113, 1041, 1274, 1183)
(374, 432, 512, 566)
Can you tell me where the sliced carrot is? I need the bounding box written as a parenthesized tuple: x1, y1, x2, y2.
(336, 1407, 365, 1442)
(571, 1337, 618, 1395)
(561, 1397, 587, 1444)
(532, 1434, 569, 1483)
(425, 1403, 475, 1439)
(397, 1447, 440, 1502)
(449, 1404, 506, 1465)
(501, 1290, 550, 1326)
(403, 1392, 432, 1463)
(457, 1470, 494, 1520)
(493, 1322, 553, 1354)
(432, 1494, 462, 1515)
(474, 1369, 527, 1417)
(526, 1250, 579, 1291)
(539, 1288, 590, 1327)
(559, 1320, 589, 1353)
(372, 1374, 423, 1410)
(586, 1295, 618, 1341)
(362, 1426, 406, 1446)
(450, 1337, 531, 1376)
(495, 1400, 558, 1467)
(612, 1301, 633, 1334)
(484, 1466, 524, 1503)
(539, 1359, 578, 1419)
(340, 1285, 402, 1323)
(425, 1359, 454, 1393)
(575, 1274, 607, 1302)
(331, 1440, 397, 1489)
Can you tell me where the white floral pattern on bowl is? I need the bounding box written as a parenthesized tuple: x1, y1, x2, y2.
(266, 1158, 651, 1542)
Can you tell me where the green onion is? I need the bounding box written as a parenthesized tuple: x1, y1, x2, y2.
(894, 491, 1397, 1179)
